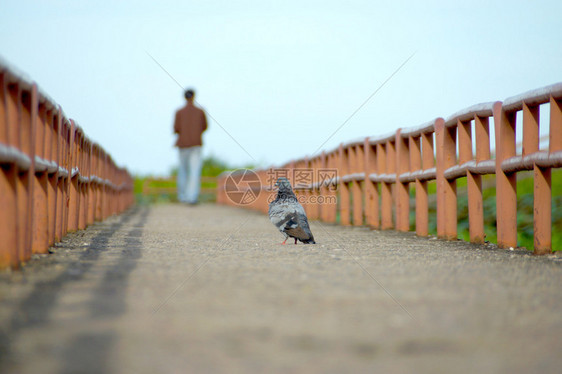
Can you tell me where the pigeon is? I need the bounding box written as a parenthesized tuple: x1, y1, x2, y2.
(268, 177, 316, 244)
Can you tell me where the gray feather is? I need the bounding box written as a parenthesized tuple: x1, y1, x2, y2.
(268, 177, 315, 244)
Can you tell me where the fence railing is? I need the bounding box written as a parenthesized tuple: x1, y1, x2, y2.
(217, 83, 562, 255)
(0, 60, 134, 269)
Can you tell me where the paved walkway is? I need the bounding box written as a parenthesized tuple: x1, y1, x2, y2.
(1, 204, 561, 374)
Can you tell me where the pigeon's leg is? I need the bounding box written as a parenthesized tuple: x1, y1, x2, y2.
(281, 238, 288, 245)
(294, 238, 298, 245)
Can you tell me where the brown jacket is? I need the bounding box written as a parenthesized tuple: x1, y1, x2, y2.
(173, 103, 208, 148)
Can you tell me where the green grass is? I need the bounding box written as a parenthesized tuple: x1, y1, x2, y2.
(343, 169, 561, 251)
(417, 169, 562, 251)
(134, 155, 252, 205)
(136, 157, 561, 251)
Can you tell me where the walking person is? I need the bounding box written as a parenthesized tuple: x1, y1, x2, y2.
(173, 88, 208, 205)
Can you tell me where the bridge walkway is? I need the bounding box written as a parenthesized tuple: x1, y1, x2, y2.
(1, 204, 561, 373)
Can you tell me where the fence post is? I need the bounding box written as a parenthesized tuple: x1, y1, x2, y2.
(96, 148, 103, 215)
(109, 159, 116, 216)
(520, 102, 547, 254)
(338, 144, 350, 225)
(364, 137, 379, 228)
(532, 96, 561, 254)
(300, 157, 311, 216)
(377, 142, 389, 229)
(21, 84, 38, 261)
(435, 118, 457, 239)
(458, 117, 482, 243)
(318, 154, 326, 219)
(0, 72, 19, 268)
(395, 129, 410, 232)
(14, 84, 26, 263)
(409, 133, 426, 236)
(54, 110, 64, 242)
(61, 119, 71, 238)
(67, 120, 78, 232)
(94, 145, 102, 221)
(493, 101, 517, 248)
(327, 152, 338, 223)
(471, 115, 491, 243)
(419, 129, 435, 236)
(87, 141, 95, 225)
(381, 138, 395, 230)
(32, 101, 49, 254)
(47, 109, 58, 247)
(314, 156, 322, 219)
(78, 134, 87, 230)
(308, 156, 319, 220)
(352, 143, 364, 226)
(102, 151, 109, 219)
(551, 96, 562, 152)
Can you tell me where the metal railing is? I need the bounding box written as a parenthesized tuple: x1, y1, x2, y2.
(217, 83, 562, 255)
(0, 61, 134, 269)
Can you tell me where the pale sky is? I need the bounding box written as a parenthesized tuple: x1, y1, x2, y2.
(1, 0, 561, 176)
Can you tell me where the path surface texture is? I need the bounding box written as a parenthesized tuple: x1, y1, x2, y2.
(1, 203, 561, 374)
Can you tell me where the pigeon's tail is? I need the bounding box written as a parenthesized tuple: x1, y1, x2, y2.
(300, 238, 316, 244)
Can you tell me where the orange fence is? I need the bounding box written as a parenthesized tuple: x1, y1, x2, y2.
(218, 83, 562, 255)
(0, 61, 134, 269)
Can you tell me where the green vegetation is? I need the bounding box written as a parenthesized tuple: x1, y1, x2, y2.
(134, 155, 252, 204)
(419, 169, 562, 251)
(136, 156, 561, 251)
(167, 155, 234, 178)
(340, 169, 561, 252)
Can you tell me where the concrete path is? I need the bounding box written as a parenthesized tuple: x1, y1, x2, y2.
(1, 204, 561, 374)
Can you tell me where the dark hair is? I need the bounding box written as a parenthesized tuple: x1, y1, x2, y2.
(184, 89, 195, 100)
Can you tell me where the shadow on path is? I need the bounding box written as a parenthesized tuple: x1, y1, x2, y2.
(0, 206, 150, 373)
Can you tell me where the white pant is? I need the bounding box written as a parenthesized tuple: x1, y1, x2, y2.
(177, 146, 202, 203)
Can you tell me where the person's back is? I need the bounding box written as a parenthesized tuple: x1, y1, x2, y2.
(174, 103, 207, 148)
(173, 89, 208, 205)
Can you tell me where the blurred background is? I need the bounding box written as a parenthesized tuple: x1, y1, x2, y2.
(1, 0, 561, 176)
(2, 0, 562, 250)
